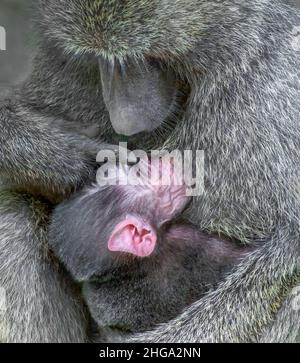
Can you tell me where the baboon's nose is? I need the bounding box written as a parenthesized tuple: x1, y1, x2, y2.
(110, 109, 155, 136)
(98, 56, 176, 137)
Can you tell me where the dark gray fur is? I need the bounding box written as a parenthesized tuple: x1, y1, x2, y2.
(48, 184, 248, 340)
(0, 0, 299, 342)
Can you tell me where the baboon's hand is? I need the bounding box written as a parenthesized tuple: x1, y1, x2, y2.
(37, 133, 112, 201)
(18, 134, 105, 202)
(0, 108, 112, 201)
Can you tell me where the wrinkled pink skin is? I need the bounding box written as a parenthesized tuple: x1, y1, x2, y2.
(107, 157, 190, 257)
(108, 216, 157, 257)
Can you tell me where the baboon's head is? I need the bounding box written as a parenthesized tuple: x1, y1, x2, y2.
(38, 0, 212, 137)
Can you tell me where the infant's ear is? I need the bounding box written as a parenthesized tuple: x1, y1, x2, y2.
(108, 216, 157, 257)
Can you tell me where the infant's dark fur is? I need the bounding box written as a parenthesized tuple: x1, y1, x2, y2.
(49, 165, 248, 340)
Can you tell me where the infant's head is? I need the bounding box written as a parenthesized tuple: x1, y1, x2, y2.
(49, 157, 189, 280)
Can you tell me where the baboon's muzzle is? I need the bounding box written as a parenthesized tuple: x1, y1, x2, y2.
(99, 57, 177, 137)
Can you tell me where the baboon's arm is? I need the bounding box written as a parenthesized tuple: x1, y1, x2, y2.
(130, 227, 299, 342)
(0, 101, 100, 201)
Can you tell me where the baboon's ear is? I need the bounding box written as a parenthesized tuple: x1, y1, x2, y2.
(99, 58, 177, 136)
(108, 216, 157, 257)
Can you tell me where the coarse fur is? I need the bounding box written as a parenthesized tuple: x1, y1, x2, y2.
(0, 0, 299, 342)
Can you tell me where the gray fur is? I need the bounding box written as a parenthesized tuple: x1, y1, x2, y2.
(0, 0, 299, 342)
(259, 292, 300, 343)
(0, 191, 88, 342)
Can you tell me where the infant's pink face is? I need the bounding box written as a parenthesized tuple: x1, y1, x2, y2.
(116, 156, 190, 220)
(106, 156, 190, 258)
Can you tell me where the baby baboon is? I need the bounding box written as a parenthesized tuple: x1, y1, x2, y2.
(49, 162, 248, 340)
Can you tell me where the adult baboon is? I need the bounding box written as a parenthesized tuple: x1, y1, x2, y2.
(0, 0, 299, 342)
